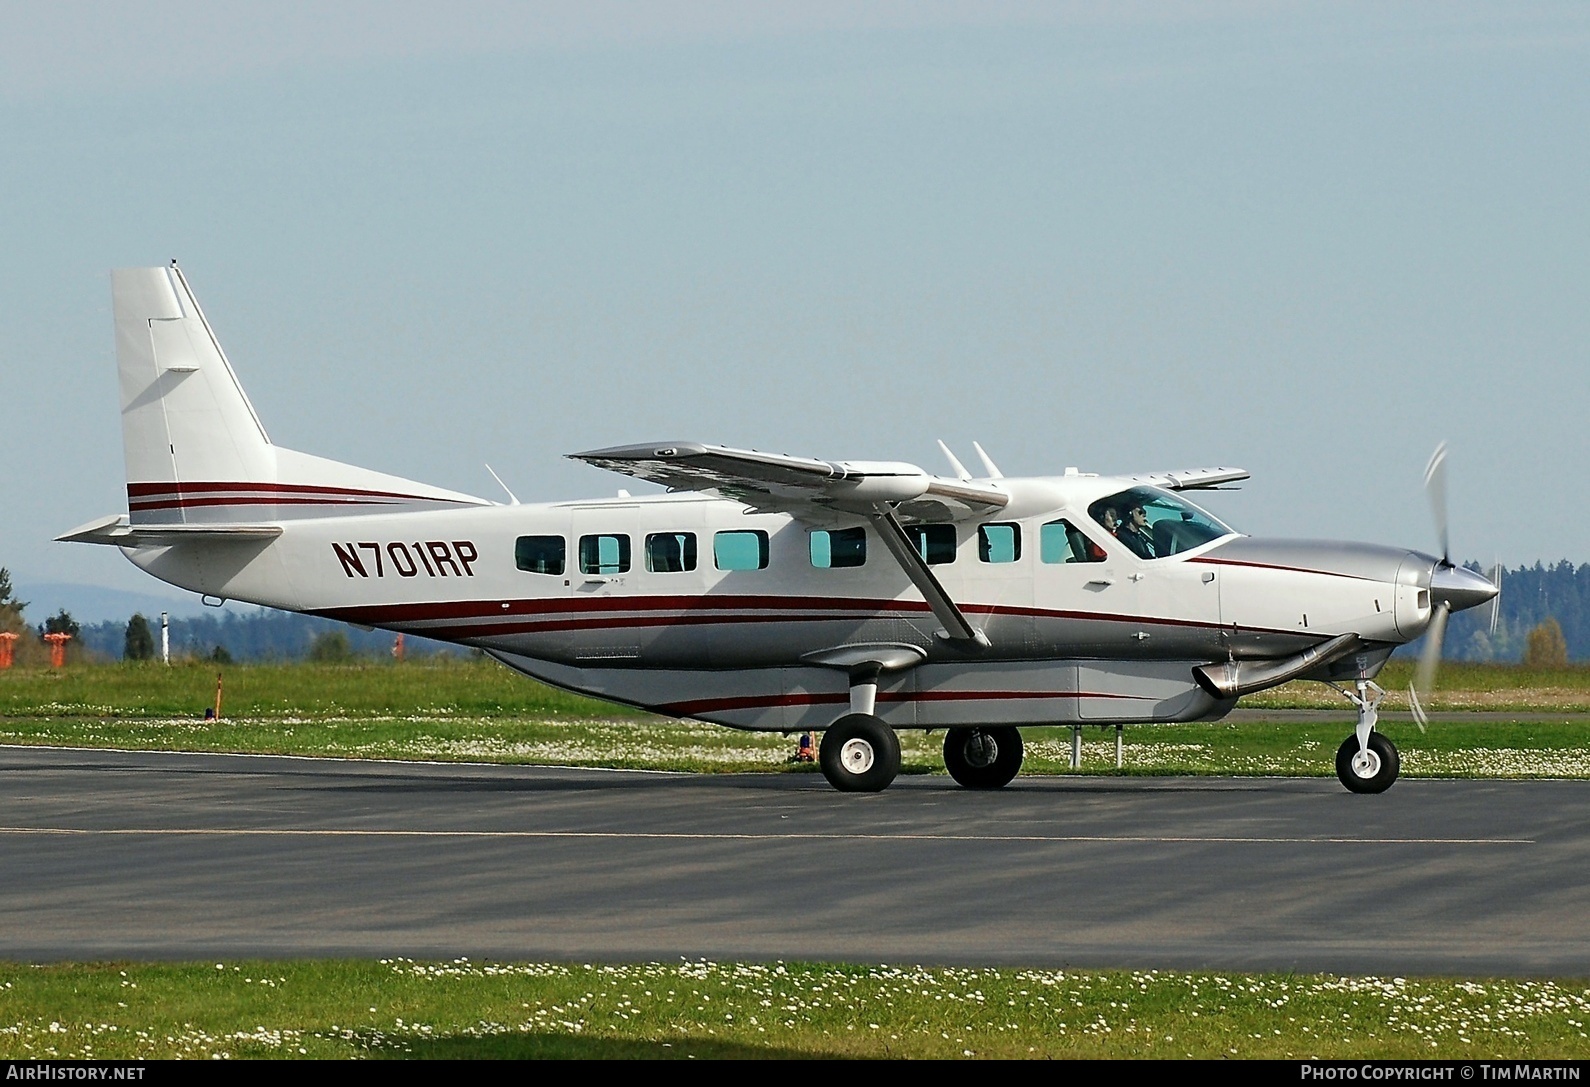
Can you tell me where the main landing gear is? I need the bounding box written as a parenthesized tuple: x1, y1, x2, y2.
(814, 667, 1027, 793)
(817, 717, 1029, 793)
(1331, 680, 1401, 794)
(816, 664, 905, 792)
(819, 713, 901, 792)
(943, 726, 1024, 789)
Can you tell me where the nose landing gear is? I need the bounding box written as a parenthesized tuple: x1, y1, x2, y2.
(1329, 679, 1401, 794)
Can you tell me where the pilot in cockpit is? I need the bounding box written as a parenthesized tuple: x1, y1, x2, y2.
(1117, 503, 1156, 559)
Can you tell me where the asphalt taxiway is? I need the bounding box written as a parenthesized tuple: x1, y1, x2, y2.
(2, 746, 1587, 975)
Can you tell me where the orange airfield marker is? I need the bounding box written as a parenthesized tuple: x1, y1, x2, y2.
(43, 632, 72, 668)
(0, 632, 18, 669)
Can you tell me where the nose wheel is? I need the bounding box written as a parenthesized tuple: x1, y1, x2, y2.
(943, 726, 1024, 789)
(1329, 679, 1401, 794)
(1335, 732, 1400, 794)
(819, 713, 901, 792)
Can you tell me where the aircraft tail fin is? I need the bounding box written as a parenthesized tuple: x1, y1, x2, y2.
(113, 264, 486, 526)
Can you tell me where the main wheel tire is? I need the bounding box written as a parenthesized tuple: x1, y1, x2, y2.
(943, 726, 1024, 789)
(819, 713, 901, 793)
(1335, 732, 1400, 794)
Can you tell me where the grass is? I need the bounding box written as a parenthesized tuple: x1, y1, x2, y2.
(1251, 660, 1590, 711)
(3, 959, 1588, 1060)
(3, 658, 1590, 777)
(0, 656, 634, 721)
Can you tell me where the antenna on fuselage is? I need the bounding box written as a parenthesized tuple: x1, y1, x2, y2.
(936, 440, 972, 481)
(971, 442, 1003, 479)
(484, 463, 521, 506)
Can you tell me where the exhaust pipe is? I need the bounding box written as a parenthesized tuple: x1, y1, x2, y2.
(1194, 632, 1362, 699)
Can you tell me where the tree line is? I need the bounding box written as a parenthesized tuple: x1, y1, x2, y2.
(1442, 560, 1590, 663)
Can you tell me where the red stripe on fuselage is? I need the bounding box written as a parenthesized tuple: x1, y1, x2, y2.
(129, 496, 405, 512)
(310, 595, 1241, 642)
(1187, 556, 1382, 582)
(127, 480, 446, 499)
(315, 594, 934, 625)
(314, 593, 1229, 627)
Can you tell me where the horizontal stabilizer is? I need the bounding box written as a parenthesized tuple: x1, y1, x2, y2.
(57, 514, 282, 547)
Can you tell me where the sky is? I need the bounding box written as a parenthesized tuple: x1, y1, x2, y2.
(2, 2, 1587, 618)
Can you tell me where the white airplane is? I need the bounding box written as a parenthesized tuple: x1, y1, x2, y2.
(62, 264, 1499, 793)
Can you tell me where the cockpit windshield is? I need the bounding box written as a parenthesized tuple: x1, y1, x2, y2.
(1088, 487, 1235, 560)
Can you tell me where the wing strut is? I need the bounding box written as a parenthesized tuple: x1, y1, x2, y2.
(867, 504, 990, 647)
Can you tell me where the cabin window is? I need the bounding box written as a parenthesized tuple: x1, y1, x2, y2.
(1088, 486, 1234, 560)
(714, 530, 770, 571)
(978, 523, 1021, 564)
(515, 535, 566, 575)
(578, 534, 631, 575)
(645, 532, 697, 573)
(1040, 519, 1107, 564)
(905, 524, 957, 565)
(810, 527, 867, 569)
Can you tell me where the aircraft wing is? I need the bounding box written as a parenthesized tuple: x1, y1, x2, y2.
(570, 441, 1010, 524)
(1128, 466, 1250, 490)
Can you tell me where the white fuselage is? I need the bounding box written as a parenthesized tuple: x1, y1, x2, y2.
(123, 474, 1432, 732)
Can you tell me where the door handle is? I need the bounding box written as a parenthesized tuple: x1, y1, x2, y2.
(1085, 578, 1115, 587)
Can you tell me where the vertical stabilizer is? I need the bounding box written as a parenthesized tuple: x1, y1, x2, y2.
(112, 265, 486, 525)
(115, 265, 274, 521)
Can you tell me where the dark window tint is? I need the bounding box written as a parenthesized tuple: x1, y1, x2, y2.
(978, 523, 1021, 563)
(1040, 519, 1106, 564)
(905, 524, 957, 565)
(714, 530, 770, 571)
(578, 534, 631, 574)
(515, 535, 565, 575)
(645, 532, 697, 573)
(810, 528, 867, 569)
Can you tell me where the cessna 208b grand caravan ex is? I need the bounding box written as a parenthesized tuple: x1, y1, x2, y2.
(62, 265, 1500, 793)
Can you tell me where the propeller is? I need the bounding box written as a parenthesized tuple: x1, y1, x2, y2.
(1408, 443, 1501, 729)
(1409, 601, 1448, 732)
(1486, 561, 1503, 637)
(1423, 442, 1450, 565)
(1410, 443, 1452, 732)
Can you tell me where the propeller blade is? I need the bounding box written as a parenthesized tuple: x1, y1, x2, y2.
(1487, 562, 1503, 637)
(1423, 442, 1450, 564)
(1410, 601, 1451, 734)
(1407, 683, 1428, 733)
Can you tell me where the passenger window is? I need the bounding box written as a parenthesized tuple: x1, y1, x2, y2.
(978, 523, 1021, 564)
(810, 528, 867, 569)
(905, 524, 957, 565)
(645, 532, 697, 573)
(714, 530, 770, 571)
(1040, 519, 1106, 564)
(578, 534, 630, 575)
(515, 535, 566, 575)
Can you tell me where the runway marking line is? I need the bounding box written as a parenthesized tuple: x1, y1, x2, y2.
(0, 827, 1532, 845)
